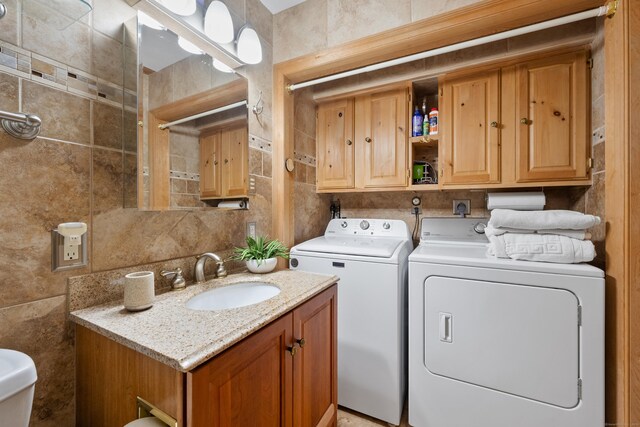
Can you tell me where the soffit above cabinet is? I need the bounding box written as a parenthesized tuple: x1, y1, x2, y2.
(260, 0, 306, 14)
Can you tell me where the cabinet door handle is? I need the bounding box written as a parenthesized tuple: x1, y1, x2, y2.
(296, 338, 305, 348)
(491, 121, 498, 128)
(346, 139, 352, 146)
(287, 345, 298, 356)
(365, 137, 372, 143)
(520, 118, 530, 125)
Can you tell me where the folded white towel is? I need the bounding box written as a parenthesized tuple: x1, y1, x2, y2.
(487, 234, 596, 264)
(484, 225, 591, 240)
(489, 209, 601, 231)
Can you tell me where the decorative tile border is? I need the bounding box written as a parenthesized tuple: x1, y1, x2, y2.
(249, 134, 272, 152)
(170, 170, 200, 181)
(0, 39, 130, 107)
(293, 151, 316, 167)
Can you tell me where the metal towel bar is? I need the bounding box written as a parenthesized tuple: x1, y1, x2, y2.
(0, 110, 42, 140)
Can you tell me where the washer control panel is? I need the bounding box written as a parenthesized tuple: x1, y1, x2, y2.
(325, 218, 410, 238)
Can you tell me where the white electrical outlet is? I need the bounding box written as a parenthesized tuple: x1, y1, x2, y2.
(65, 246, 78, 261)
(247, 222, 257, 239)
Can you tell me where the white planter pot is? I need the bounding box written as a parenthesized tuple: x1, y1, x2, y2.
(246, 258, 277, 274)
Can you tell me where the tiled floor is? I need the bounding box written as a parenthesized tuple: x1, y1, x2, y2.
(337, 405, 410, 426)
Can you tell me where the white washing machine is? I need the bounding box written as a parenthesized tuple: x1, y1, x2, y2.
(289, 218, 413, 425)
(408, 218, 604, 427)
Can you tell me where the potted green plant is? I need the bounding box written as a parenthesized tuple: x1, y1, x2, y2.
(232, 236, 289, 273)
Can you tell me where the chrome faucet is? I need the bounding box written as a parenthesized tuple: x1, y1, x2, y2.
(194, 252, 228, 283)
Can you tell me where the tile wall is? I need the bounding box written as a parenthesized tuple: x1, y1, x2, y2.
(0, 0, 273, 425)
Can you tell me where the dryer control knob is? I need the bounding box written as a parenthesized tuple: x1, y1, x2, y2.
(360, 220, 370, 230)
(341, 221, 348, 228)
(473, 222, 487, 234)
(383, 222, 391, 230)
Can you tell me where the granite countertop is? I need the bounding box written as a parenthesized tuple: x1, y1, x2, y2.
(70, 270, 338, 372)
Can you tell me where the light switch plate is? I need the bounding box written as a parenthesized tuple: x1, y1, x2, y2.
(51, 230, 87, 271)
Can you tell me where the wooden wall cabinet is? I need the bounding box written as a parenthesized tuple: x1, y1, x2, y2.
(440, 70, 501, 185)
(515, 50, 589, 182)
(439, 49, 591, 188)
(199, 125, 248, 199)
(76, 285, 337, 427)
(316, 86, 409, 191)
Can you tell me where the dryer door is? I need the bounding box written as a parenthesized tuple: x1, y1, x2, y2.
(424, 276, 580, 408)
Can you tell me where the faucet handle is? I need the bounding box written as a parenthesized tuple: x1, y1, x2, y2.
(160, 268, 186, 291)
(216, 262, 228, 278)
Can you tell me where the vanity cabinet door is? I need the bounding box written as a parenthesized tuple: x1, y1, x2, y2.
(515, 50, 589, 182)
(199, 131, 222, 198)
(221, 125, 248, 197)
(359, 88, 408, 188)
(293, 286, 338, 427)
(187, 313, 294, 427)
(441, 70, 501, 185)
(316, 99, 355, 190)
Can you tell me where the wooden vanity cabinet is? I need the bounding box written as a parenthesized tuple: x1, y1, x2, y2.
(199, 124, 248, 199)
(440, 69, 501, 185)
(316, 86, 409, 191)
(188, 285, 337, 427)
(76, 285, 337, 427)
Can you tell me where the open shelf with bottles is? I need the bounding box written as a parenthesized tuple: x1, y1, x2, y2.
(410, 78, 440, 190)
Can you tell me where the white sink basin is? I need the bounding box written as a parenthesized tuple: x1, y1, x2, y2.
(186, 282, 281, 311)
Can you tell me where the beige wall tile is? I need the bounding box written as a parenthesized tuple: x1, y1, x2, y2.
(327, 0, 411, 47)
(247, 0, 273, 45)
(273, 0, 327, 63)
(262, 151, 272, 178)
(93, 148, 124, 214)
(92, 30, 124, 84)
(410, 0, 479, 21)
(22, 7, 91, 73)
(0, 296, 75, 426)
(0, 135, 91, 308)
(23, 80, 91, 144)
(0, 0, 19, 45)
(93, 101, 123, 150)
(92, 0, 137, 40)
(294, 182, 331, 244)
(223, 0, 246, 21)
(172, 55, 214, 101)
(0, 72, 19, 111)
(249, 147, 263, 175)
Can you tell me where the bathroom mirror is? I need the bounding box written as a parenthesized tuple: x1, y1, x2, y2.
(125, 15, 249, 210)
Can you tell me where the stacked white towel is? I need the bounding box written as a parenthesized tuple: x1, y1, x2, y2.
(486, 209, 600, 264)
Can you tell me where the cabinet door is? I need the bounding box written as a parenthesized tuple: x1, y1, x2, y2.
(187, 313, 294, 427)
(199, 131, 222, 198)
(359, 88, 408, 188)
(293, 286, 337, 427)
(515, 51, 589, 182)
(441, 70, 500, 185)
(221, 125, 248, 197)
(316, 99, 355, 190)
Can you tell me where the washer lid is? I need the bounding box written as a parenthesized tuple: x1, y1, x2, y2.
(293, 236, 405, 258)
(410, 243, 604, 277)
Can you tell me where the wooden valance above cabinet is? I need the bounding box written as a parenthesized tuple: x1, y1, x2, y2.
(315, 48, 592, 193)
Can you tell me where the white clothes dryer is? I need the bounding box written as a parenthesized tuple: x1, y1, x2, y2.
(290, 218, 413, 425)
(408, 218, 604, 427)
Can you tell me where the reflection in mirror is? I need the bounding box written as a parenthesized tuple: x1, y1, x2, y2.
(127, 14, 249, 211)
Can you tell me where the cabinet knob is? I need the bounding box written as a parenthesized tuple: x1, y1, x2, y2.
(346, 139, 352, 146)
(491, 121, 498, 128)
(365, 137, 372, 143)
(520, 118, 530, 125)
(296, 338, 306, 348)
(287, 345, 298, 356)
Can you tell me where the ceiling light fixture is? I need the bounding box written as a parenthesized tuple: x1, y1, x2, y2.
(138, 11, 165, 30)
(236, 26, 262, 65)
(178, 36, 203, 54)
(204, 1, 234, 44)
(155, 0, 196, 16)
(213, 59, 234, 73)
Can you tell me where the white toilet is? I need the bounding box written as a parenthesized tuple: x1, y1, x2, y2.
(0, 349, 37, 427)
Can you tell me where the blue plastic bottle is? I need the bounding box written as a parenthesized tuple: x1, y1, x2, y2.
(412, 106, 423, 137)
